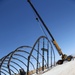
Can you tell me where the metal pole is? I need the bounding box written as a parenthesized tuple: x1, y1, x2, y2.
(36, 41, 40, 74)
(47, 41, 49, 68)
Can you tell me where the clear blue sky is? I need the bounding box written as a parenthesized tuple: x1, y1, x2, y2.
(0, 0, 75, 58)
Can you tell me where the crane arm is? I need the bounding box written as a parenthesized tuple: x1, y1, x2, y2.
(27, 0, 63, 56)
(27, 0, 54, 40)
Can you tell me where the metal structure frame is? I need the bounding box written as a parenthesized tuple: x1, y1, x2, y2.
(0, 36, 55, 75)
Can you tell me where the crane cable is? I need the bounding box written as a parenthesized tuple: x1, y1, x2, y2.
(35, 17, 48, 38)
(30, 7, 48, 38)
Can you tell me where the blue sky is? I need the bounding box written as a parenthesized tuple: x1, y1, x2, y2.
(0, 0, 75, 59)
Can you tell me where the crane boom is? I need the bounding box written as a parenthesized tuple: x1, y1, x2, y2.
(27, 0, 63, 56)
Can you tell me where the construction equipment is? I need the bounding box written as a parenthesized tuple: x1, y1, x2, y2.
(19, 68, 26, 75)
(27, 0, 73, 64)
